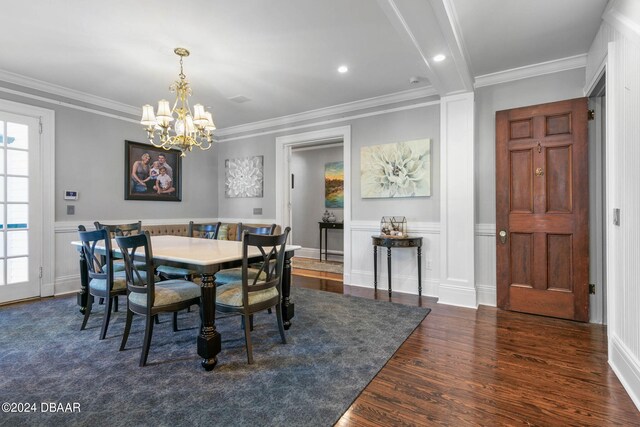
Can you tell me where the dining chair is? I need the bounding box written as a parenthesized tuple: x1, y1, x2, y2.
(156, 221, 222, 280)
(215, 227, 291, 364)
(78, 226, 130, 340)
(214, 223, 277, 285)
(115, 231, 201, 367)
(94, 221, 143, 273)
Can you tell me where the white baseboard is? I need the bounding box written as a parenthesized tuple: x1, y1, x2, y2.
(609, 335, 640, 411)
(477, 284, 497, 307)
(55, 274, 81, 296)
(41, 281, 55, 297)
(438, 283, 477, 308)
(349, 269, 439, 297)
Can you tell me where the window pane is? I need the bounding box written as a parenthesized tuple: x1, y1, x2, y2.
(7, 230, 28, 257)
(0, 178, 3, 202)
(0, 205, 3, 229)
(7, 204, 27, 229)
(7, 150, 28, 176)
(7, 122, 28, 150)
(0, 233, 4, 257)
(7, 257, 27, 284)
(0, 261, 4, 285)
(0, 149, 4, 174)
(0, 121, 4, 147)
(7, 177, 28, 202)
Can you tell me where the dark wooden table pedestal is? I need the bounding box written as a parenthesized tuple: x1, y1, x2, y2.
(372, 235, 423, 297)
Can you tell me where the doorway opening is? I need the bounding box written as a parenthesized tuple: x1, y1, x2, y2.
(588, 73, 607, 324)
(275, 125, 352, 284)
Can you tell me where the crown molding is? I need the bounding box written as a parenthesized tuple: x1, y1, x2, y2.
(0, 68, 140, 116)
(215, 85, 438, 138)
(603, 0, 640, 47)
(473, 54, 588, 88)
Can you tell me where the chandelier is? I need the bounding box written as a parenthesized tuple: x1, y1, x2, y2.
(140, 47, 215, 157)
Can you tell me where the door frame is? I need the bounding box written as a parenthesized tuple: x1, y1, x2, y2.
(275, 125, 351, 283)
(0, 98, 55, 298)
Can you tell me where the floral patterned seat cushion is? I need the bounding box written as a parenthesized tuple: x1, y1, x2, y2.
(216, 281, 278, 307)
(128, 280, 200, 308)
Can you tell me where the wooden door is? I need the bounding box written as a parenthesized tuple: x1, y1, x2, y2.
(496, 98, 589, 321)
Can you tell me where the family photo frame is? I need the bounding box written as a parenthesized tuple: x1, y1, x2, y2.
(124, 140, 182, 201)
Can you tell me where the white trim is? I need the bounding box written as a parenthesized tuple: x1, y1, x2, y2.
(218, 100, 440, 143)
(609, 335, 640, 411)
(216, 86, 437, 138)
(437, 0, 475, 90)
(350, 270, 440, 298)
(291, 142, 343, 153)
(54, 274, 81, 296)
(438, 283, 478, 308)
(0, 68, 139, 116)
(276, 126, 352, 283)
(476, 284, 496, 307)
(603, 1, 640, 48)
(475, 223, 496, 236)
(584, 55, 607, 97)
(0, 98, 55, 299)
(474, 54, 588, 88)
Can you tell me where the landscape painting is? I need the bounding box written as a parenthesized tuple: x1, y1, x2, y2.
(325, 161, 344, 208)
(360, 138, 431, 198)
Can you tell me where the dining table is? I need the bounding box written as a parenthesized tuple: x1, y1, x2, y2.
(71, 235, 300, 371)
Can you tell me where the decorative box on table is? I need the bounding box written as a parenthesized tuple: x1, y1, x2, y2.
(380, 216, 407, 237)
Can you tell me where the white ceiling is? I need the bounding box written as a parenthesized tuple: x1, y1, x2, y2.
(0, 0, 608, 129)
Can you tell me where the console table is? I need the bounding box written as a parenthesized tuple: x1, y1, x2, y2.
(372, 235, 423, 296)
(319, 221, 343, 261)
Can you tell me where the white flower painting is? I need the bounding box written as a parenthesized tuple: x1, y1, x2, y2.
(225, 155, 264, 198)
(360, 139, 431, 198)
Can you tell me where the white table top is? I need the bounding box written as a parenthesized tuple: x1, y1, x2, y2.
(71, 235, 300, 269)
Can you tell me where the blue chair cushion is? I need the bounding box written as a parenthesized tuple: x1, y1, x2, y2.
(89, 270, 128, 292)
(216, 281, 279, 307)
(128, 280, 201, 308)
(214, 267, 266, 285)
(156, 265, 195, 278)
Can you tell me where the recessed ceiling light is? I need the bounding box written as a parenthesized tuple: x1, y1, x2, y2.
(433, 54, 446, 62)
(337, 65, 349, 73)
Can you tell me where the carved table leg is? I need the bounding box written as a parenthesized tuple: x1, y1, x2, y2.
(197, 273, 221, 371)
(387, 247, 392, 297)
(373, 245, 378, 293)
(417, 246, 422, 296)
(281, 251, 295, 330)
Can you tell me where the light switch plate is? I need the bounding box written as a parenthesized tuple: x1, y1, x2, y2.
(253, 208, 262, 215)
(613, 208, 620, 226)
(67, 205, 75, 215)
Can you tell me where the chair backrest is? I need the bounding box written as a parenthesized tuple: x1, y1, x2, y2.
(235, 223, 276, 241)
(114, 231, 156, 311)
(188, 221, 222, 239)
(94, 221, 142, 238)
(240, 227, 291, 305)
(78, 226, 113, 285)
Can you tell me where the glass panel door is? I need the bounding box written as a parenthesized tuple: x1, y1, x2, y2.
(0, 111, 41, 303)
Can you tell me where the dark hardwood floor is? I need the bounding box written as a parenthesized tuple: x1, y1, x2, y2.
(291, 269, 640, 426)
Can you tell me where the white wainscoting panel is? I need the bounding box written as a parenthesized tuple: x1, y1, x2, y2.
(348, 221, 440, 297)
(475, 224, 496, 307)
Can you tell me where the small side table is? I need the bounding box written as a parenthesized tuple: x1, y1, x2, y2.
(372, 235, 423, 297)
(319, 222, 344, 261)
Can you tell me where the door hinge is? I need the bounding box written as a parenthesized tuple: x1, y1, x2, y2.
(588, 109, 595, 121)
(39, 120, 43, 134)
(589, 283, 596, 294)
(39, 267, 43, 279)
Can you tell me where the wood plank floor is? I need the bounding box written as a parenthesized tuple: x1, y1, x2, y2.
(291, 271, 640, 426)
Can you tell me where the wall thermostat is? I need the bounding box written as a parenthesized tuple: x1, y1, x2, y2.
(64, 191, 78, 200)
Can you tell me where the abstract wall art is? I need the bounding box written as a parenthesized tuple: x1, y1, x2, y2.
(360, 138, 431, 198)
(225, 155, 264, 198)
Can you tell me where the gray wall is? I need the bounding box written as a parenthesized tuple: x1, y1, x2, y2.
(475, 68, 586, 224)
(218, 103, 440, 226)
(0, 83, 219, 222)
(291, 145, 344, 250)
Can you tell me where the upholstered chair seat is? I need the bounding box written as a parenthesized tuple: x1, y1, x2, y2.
(129, 279, 201, 308)
(214, 267, 267, 285)
(156, 265, 194, 279)
(216, 281, 279, 307)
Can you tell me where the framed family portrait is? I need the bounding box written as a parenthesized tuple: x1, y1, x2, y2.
(124, 140, 182, 201)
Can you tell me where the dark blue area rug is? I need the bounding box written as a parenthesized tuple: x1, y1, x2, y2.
(0, 287, 429, 426)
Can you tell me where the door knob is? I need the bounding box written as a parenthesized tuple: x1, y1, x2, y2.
(499, 230, 507, 244)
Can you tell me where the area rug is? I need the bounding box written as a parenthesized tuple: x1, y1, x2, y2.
(0, 287, 429, 426)
(292, 258, 343, 274)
